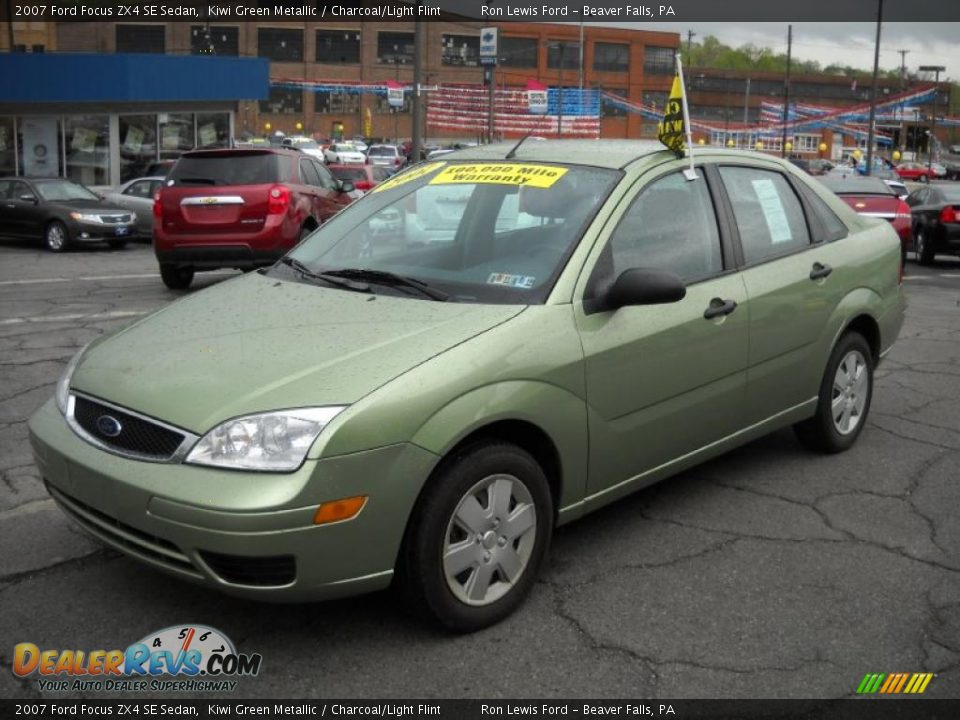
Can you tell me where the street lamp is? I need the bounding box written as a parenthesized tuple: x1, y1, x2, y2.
(919, 65, 946, 172)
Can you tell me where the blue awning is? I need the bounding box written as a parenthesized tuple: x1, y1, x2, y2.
(0, 53, 269, 103)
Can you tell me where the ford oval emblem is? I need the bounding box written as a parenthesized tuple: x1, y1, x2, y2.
(96, 415, 122, 438)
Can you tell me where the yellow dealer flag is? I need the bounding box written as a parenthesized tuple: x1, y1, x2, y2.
(657, 74, 686, 156)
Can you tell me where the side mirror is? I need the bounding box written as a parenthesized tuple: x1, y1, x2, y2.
(19, 194, 37, 204)
(340, 180, 355, 194)
(604, 268, 686, 311)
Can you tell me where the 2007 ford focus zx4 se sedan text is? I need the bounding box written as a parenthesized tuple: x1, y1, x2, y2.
(29, 141, 905, 631)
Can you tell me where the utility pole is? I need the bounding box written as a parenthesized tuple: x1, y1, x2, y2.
(686, 30, 696, 58)
(780, 25, 792, 158)
(919, 64, 946, 171)
(865, 0, 883, 177)
(412, 19, 424, 162)
(897, 49, 909, 89)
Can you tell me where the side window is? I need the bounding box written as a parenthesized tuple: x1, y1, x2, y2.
(11, 182, 35, 201)
(795, 181, 848, 243)
(123, 180, 150, 198)
(314, 162, 339, 191)
(719, 166, 811, 264)
(299, 159, 321, 187)
(906, 189, 925, 207)
(606, 171, 723, 283)
(0, 181, 10, 199)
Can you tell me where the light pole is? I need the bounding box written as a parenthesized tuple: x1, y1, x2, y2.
(919, 65, 946, 172)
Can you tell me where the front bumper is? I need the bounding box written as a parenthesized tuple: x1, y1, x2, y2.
(28, 399, 438, 601)
(70, 220, 137, 242)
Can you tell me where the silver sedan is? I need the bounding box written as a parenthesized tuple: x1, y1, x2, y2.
(100, 176, 165, 238)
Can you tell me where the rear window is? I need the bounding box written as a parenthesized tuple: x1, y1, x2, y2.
(368, 146, 396, 157)
(819, 176, 893, 196)
(330, 167, 366, 181)
(941, 186, 960, 203)
(168, 153, 284, 186)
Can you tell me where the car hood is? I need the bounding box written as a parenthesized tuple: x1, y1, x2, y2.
(71, 272, 524, 433)
(51, 199, 130, 215)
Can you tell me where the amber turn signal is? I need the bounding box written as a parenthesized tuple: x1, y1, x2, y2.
(313, 496, 368, 525)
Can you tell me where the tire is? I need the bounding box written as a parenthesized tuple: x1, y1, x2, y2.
(45, 221, 69, 253)
(794, 332, 873, 454)
(915, 227, 935, 265)
(107, 240, 127, 250)
(397, 441, 553, 632)
(920, 175, 929, 184)
(159, 264, 194, 290)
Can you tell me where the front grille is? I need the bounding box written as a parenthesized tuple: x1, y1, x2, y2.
(100, 214, 132, 224)
(200, 551, 296, 587)
(48, 483, 199, 576)
(73, 396, 184, 460)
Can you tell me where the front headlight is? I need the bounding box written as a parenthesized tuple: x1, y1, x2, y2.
(185, 407, 346, 472)
(69, 212, 102, 223)
(55, 345, 88, 415)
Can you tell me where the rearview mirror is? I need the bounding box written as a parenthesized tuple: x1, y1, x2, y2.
(604, 268, 686, 311)
(340, 180, 355, 194)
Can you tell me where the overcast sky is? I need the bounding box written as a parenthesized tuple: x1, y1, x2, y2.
(609, 23, 959, 78)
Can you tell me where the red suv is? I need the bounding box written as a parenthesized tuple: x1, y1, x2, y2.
(153, 148, 354, 289)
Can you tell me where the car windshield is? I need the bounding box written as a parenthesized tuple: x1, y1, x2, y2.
(275, 161, 621, 304)
(167, 152, 283, 186)
(34, 180, 99, 202)
(368, 146, 396, 156)
(333, 144, 357, 152)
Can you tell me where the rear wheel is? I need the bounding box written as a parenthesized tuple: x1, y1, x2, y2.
(794, 332, 873, 454)
(159, 264, 194, 290)
(915, 228, 935, 265)
(45, 221, 69, 253)
(398, 441, 553, 632)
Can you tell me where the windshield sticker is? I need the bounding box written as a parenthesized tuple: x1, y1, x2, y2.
(430, 164, 568, 189)
(487, 273, 536, 289)
(370, 161, 447, 194)
(751, 178, 793, 244)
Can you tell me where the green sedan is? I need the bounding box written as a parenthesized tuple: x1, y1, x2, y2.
(29, 141, 905, 631)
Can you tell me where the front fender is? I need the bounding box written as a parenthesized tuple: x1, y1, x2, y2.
(410, 381, 589, 517)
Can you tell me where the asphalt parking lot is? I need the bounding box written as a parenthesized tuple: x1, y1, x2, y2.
(0, 240, 958, 700)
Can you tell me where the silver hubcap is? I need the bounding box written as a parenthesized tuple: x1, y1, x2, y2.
(443, 474, 537, 607)
(47, 224, 65, 250)
(831, 350, 868, 435)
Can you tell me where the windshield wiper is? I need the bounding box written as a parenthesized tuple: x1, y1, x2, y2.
(321, 268, 449, 301)
(277, 257, 371, 293)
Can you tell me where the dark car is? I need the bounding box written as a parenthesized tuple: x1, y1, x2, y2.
(153, 148, 355, 289)
(0, 177, 136, 252)
(145, 160, 177, 178)
(905, 184, 960, 264)
(819, 174, 912, 266)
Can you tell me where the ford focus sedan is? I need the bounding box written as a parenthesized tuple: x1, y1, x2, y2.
(29, 141, 904, 631)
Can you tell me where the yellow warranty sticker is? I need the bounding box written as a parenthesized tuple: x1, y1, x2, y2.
(370, 161, 447, 193)
(429, 163, 568, 188)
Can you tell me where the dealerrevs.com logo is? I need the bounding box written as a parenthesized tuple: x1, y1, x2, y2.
(13, 624, 262, 693)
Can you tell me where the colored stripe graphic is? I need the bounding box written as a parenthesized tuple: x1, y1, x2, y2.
(858, 672, 933, 694)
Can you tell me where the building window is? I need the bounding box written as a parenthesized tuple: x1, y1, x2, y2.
(644, 46, 675, 75)
(316, 29, 361, 64)
(375, 94, 410, 114)
(259, 87, 303, 115)
(593, 42, 629, 73)
(119, 114, 157, 183)
(258, 27, 303, 62)
(64, 115, 110, 186)
(197, 113, 230, 149)
(602, 88, 628, 117)
(0, 117, 15, 177)
(442, 34, 480, 67)
(31, 44, 44, 53)
(377, 32, 414, 65)
(642, 90, 668, 111)
(315, 91, 361, 115)
(547, 42, 579, 71)
(794, 134, 821, 153)
(116, 25, 165, 54)
(190, 26, 239, 56)
(501, 37, 537, 68)
(159, 113, 195, 160)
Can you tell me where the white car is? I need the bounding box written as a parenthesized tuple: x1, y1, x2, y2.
(281, 136, 326, 162)
(367, 144, 405, 169)
(350, 137, 369, 153)
(324, 143, 366, 165)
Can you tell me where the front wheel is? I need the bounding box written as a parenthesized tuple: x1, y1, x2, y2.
(45, 221, 69, 253)
(794, 332, 873, 454)
(398, 442, 553, 632)
(159, 264, 194, 290)
(915, 228, 935, 265)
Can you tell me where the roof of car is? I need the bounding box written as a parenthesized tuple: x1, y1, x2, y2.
(445, 139, 672, 168)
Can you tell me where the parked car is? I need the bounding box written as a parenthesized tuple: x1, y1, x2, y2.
(930, 162, 948, 179)
(100, 176, 165, 239)
(905, 184, 960, 264)
(819, 174, 912, 266)
(895, 162, 936, 183)
(943, 159, 960, 181)
(153, 148, 355, 289)
(367, 144, 406, 170)
(806, 159, 834, 176)
(327, 164, 392, 193)
(281, 136, 326, 162)
(0, 177, 136, 252)
(323, 143, 366, 165)
(30, 142, 904, 632)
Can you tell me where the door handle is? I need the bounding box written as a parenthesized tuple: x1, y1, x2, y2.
(810, 262, 833, 280)
(704, 297, 738, 319)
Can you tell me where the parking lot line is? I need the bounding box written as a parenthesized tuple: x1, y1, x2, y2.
(0, 310, 146, 326)
(0, 271, 235, 287)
